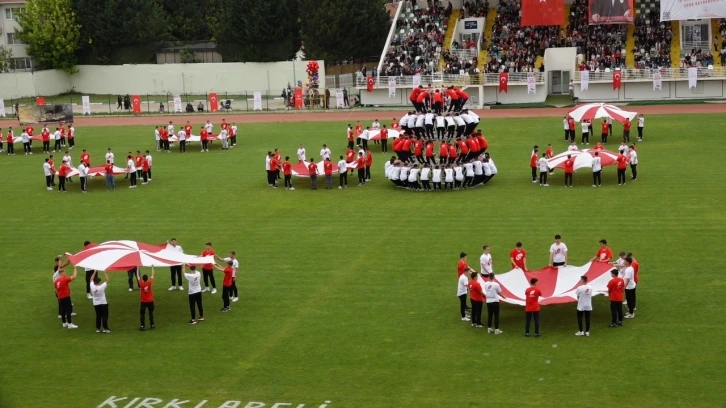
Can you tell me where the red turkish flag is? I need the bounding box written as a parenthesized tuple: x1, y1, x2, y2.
(613, 70, 622, 90)
(521, 0, 565, 26)
(131, 95, 141, 113)
(209, 93, 219, 112)
(499, 73, 508, 93)
(366, 76, 374, 92)
(36, 97, 45, 106)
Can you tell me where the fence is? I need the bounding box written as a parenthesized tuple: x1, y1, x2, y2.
(573, 67, 726, 82)
(355, 72, 545, 87)
(0, 90, 342, 118)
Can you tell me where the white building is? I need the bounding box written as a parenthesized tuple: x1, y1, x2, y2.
(0, 0, 32, 71)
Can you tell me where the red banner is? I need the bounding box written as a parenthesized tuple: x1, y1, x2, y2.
(209, 93, 219, 112)
(367, 76, 374, 92)
(131, 95, 141, 113)
(613, 70, 622, 90)
(499, 73, 508, 93)
(294, 88, 303, 109)
(589, 0, 634, 25)
(521, 0, 564, 26)
(36, 97, 45, 105)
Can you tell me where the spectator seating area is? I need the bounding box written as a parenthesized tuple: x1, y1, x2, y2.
(569, 0, 627, 71)
(632, 3, 672, 69)
(379, 1, 452, 76)
(718, 19, 726, 65)
(485, 0, 563, 73)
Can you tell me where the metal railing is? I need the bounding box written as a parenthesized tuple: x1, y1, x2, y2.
(356, 72, 545, 87)
(448, 48, 478, 62)
(573, 67, 726, 82)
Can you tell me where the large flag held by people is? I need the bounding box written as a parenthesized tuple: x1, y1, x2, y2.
(289, 160, 357, 177)
(547, 149, 620, 172)
(358, 129, 402, 141)
(521, 0, 565, 26)
(494, 262, 615, 306)
(567, 103, 637, 123)
(660, 0, 726, 21)
(66, 240, 214, 271)
(588, 0, 634, 24)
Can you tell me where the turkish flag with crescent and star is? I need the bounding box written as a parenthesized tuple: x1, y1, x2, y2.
(613, 70, 622, 90)
(131, 95, 141, 113)
(209, 93, 219, 112)
(367, 76, 374, 92)
(499, 73, 508, 93)
(521, 0, 564, 26)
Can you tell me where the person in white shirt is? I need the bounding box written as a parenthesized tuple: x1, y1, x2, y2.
(424, 111, 434, 138)
(432, 165, 442, 190)
(444, 114, 456, 138)
(567, 141, 579, 151)
(444, 165, 454, 190)
(591, 151, 602, 187)
(453, 114, 465, 137)
(89, 270, 111, 333)
(462, 161, 474, 187)
(399, 163, 410, 188)
(414, 114, 425, 137)
(622, 257, 637, 318)
(420, 164, 431, 190)
(457, 272, 470, 322)
(166, 238, 184, 290)
(435, 115, 446, 139)
(183, 265, 204, 324)
(320, 144, 331, 161)
(167, 122, 175, 136)
(145, 151, 153, 181)
(390, 162, 402, 187)
(575, 275, 593, 336)
(581, 120, 590, 145)
(78, 162, 88, 193)
(126, 155, 137, 188)
(371, 119, 380, 130)
(484, 272, 505, 334)
(460, 111, 475, 135)
(486, 153, 497, 179)
(549, 234, 568, 267)
(337, 155, 348, 189)
(154, 126, 161, 151)
(204, 121, 213, 135)
(62, 151, 74, 182)
(230, 123, 238, 146)
(399, 113, 409, 133)
(219, 129, 229, 150)
(5, 127, 14, 155)
(607, 116, 613, 136)
(538, 153, 549, 186)
(407, 114, 417, 134)
(407, 165, 420, 190)
(481, 159, 492, 184)
(53, 128, 62, 152)
(637, 114, 645, 141)
(479, 245, 493, 274)
(453, 164, 464, 190)
(360, 127, 370, 150)
(21, 131, 31, 155)
(469, 110, 480, 126)
(43, 158, 53, 190)
(297, 144, 307, 162)
(619, 142, 629, 156)
(105, 148, 115, 164)
(628, 147, 638, 181)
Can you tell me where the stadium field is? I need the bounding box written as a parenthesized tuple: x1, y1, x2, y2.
(0, 111, 724, 408)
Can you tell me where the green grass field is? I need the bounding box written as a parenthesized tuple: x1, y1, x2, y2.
(1, 114, 724, 408)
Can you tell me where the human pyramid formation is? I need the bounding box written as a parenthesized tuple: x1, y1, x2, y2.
(456, 237, 640, 337)
(52, 240, 241, 332)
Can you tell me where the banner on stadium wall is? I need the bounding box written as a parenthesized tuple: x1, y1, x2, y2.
(336, 90, 344, 108)
(688, 67, 698, 89)
(253, 92, 262, 110)
(209, 93, 219, 112)
(294, 88, 303, 109)
(0, 99, 6, 117)
(173, 95, 182, 113)
(660, 0, 726, 21)
(588, 0, 634, 24)
(653, 71, 662, 90)
(521, 0, 565, 26)
(581, 70, 590, 91)
(527, 73, 536, 94)
(82, 96, 91, 115)
(388, 78, 396, 98)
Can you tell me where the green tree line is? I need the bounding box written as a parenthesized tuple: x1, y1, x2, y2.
(14, 0, 390, 72)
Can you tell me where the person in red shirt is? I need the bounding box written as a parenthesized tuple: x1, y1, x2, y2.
(104, 160, 115, 191)
(545, 144, 554, 159)
(592, 239, 613, 262)
(425, 141, 436, 165)
(439, 140, 449, 164)
(201, 242, 217, 293)
(345, 147, 356, 175)
(622, 118, 631, 143)
(530, 147, 539, 183)
(59, 125, 66, 147)
(455, 87, 469, 111)
(55, 266, 78, 328)
(80, 149, 90, 166)
(380, 125, 389, 153)
(524, 278, 542, 337)
(415, 91, 429, 112)
(568, 117, 576, 142)
(308, 158, 319, 190)
(58, 160, 71, 192)
(134, 151, 144, 180)
(282, 156, 294, 190)
(446, 87, 459, 112)
(468, 269, 485, 328)
(391, 118, 399, 130)
(141, 153, 151, 184)
(269, 154, 279, 189)
(564, 155, 574, 187)
(365, 150, 373, 181)
(200, 126, 210, 152)
(323, 157, 334, 189)
(601, 119, 609, 144)
(184, 121, 192, 138)
(402, 136, 413, 163)
(432, 89, 444, 114)
(41, 128, 51, 153)
(509, 242, 528, 271)
(455, 138, 469, 164)
(616, 150, 628, 185)
(136, 267, 155, 330)
(160, 126, 169, 153)
(213, 260, 235, 312)
(413, 138, 424, 164)
(355, 153, 366, 186)
(607, 269, 625, 327)
(347, 125, 355, 149)
(476, 131, 488, 153)
(448, 143, 457, 164)
(409, 86, 423, 111)
(220, 119, 228, 132)
(67, 125, 75, 149)
(628, 252, 640, 284)
(457, 252, 469, 277)
(465, 135, 478, 161)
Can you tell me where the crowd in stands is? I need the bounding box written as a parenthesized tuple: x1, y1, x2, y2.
(569, 0, 627, 71)
(632, 9, 672, 69)
(680, 48, 714, 68)
(462, 0, 488, 18)
(485, 0, 561, 73)
(718, 19, 726, 65)
(379, 1, 452, 76)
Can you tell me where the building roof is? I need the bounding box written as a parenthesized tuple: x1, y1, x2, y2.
(0, 0, 26, 4)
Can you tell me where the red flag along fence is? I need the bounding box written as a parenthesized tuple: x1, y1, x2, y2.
(499, 73, 508, 93)
(209, 92, 219, 112)
(132, 95, 142, 113)
(521, 0, 565, 27)
(613, 70, 622, 90)
(588, 0, 634, 25)
(366, 76, 374, 92)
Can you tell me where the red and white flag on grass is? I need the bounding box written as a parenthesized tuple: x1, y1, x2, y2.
(499, 73, 508, 93)
(521, 0, 565, 26)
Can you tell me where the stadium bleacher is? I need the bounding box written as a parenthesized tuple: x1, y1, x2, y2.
(568, 0, 627, 70)
(632, 2, 672, 69)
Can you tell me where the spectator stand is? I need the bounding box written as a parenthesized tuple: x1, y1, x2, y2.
(632, 0, 672, 70)
(569, 0, 627, 73)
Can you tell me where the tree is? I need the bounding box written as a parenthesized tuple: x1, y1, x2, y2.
(16, 0, 81, 73)
(0, 46, 13, 73)
(162, 0, 223, 42)
(218, 0, 299, 62)
(299, 0, 390, 62)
